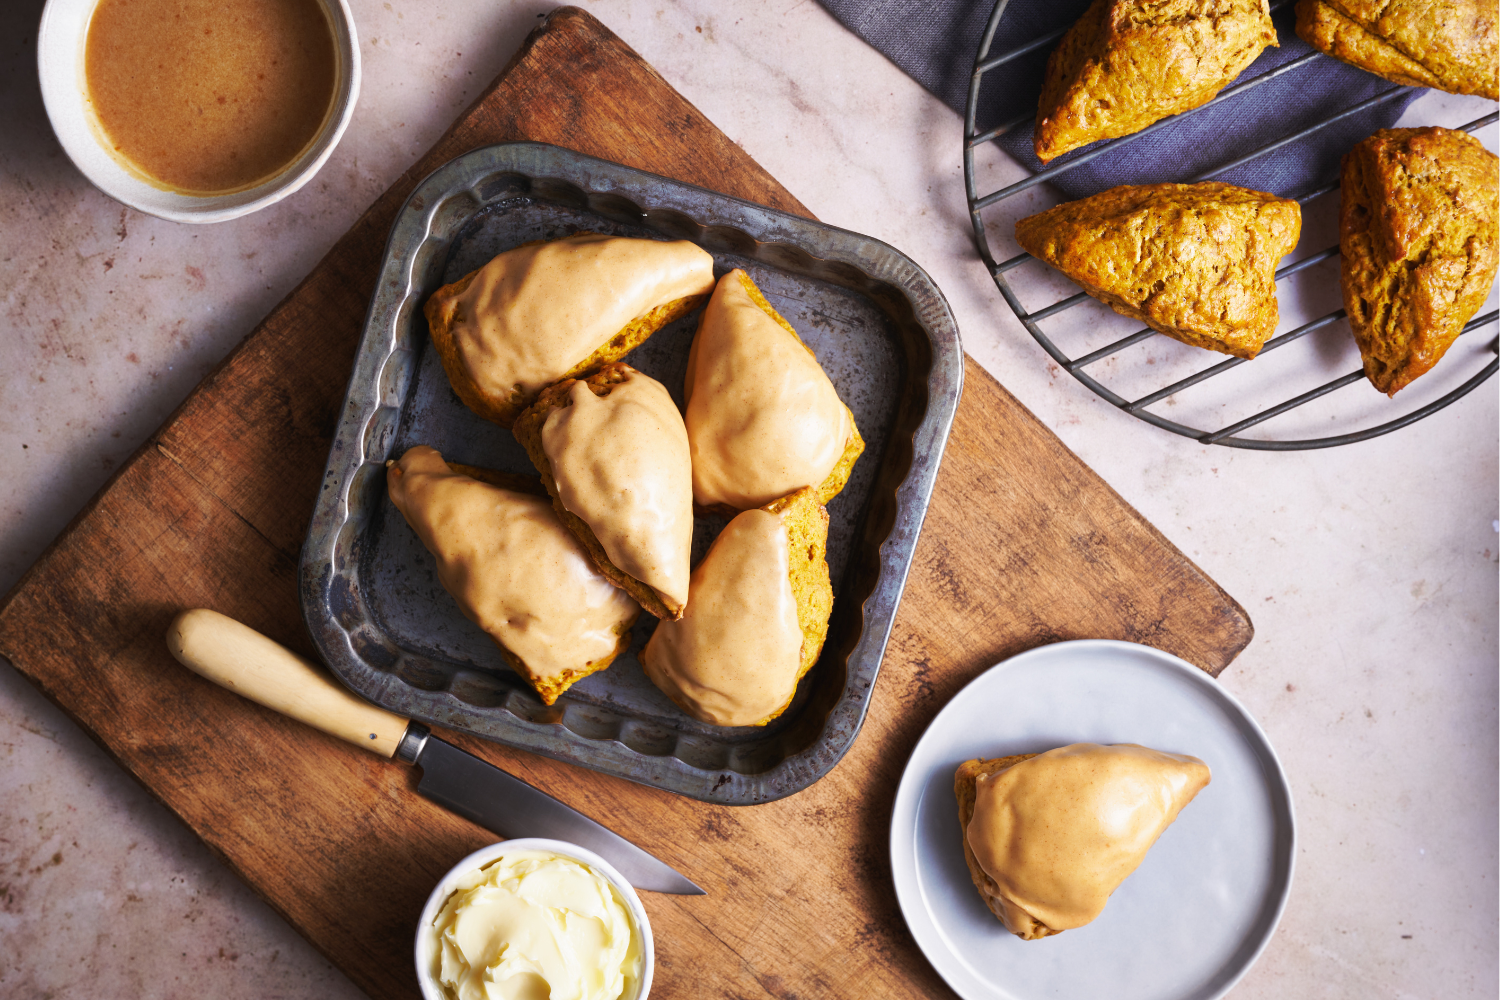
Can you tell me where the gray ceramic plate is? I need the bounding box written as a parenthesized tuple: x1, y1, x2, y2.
(300, 142, 963, 804)
(890, 641, 1295, 1000)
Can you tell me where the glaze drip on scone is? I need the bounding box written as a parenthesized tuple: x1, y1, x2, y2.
(640, 509, 803, 726)
(451, 234, 715, 400)
(685, 269, 850, 510)
(541, 370, 694, 610)
(387, 446, 638, 687)
(966, 743, 1211, 935)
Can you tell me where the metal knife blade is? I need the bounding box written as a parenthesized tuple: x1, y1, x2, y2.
(397, 723, 704, 895)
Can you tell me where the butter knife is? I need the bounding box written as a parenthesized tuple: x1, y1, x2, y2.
(166, 608, 704, 895)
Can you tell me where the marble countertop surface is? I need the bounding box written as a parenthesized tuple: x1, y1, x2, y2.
(2, 1, 1495, 997)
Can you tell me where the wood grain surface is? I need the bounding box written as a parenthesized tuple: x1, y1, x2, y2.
(0, 8, 1252, 999)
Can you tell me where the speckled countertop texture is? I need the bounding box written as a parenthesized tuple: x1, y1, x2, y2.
(2, 1, 1496, 997)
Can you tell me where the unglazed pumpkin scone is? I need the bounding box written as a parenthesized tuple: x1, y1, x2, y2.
(1340, 128, 1498, 396)
(1295, 0, 1498, 100)
(422, 233, 716, 427)
(1016, 182, 1302, 358)
(640, 486, 832, 727)
(513, 362, 694, 621)
(684, 268, 863, 515)
(1034, 0, 1278, 164)
(386, 445, 640, 705)
(956, 744, 1211, 940)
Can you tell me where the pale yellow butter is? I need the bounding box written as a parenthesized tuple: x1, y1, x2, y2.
(429, 850, 643, 1000)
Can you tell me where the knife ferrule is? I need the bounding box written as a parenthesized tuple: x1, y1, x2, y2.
(396, 721, 430, 764)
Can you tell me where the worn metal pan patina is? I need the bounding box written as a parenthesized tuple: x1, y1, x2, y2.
(301, 142, 963, 804)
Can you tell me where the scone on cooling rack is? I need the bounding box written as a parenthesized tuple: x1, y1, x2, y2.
(513, 362, 694, 621)
(1034, 0, 1278, 163)
(1340, 127, 1498, 396)
(386, 445, 640, 705)
(422, 232, 715, 427)
(1296, 0, 1498, 100)
(1015, 181, 1302, 358)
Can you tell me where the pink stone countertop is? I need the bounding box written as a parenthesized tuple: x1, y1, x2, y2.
(2, 1, 1495, 997)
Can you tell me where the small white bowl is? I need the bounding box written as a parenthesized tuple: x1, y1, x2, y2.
(36, 0, 360, 224)
(415, 838, 655, 1000)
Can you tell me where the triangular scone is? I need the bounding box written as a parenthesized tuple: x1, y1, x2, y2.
(423, 233, 715, 427)
(640, 487, 831, 727)
(685, 269, 863, 516)
(513, 363, 694, 621)
(1035, 0, 1277, 164)
(1016, 182, 1301, 358)
(386, 445, 640, 705)
(958, 744, 1211, 939)
(1296, 0, 1497, 100)
(1340, 127, 1498, 396)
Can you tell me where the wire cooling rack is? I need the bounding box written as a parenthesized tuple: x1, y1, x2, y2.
(963, 0, 1500, 450)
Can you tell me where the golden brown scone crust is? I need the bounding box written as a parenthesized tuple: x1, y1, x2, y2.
(513, 362, 684, 621)
(690, 271, 864, 519)
(384, 455, 635, 705)
(954, 754, 1060, 940)
(422, 238, 707, 428)
(1035, 0, 1278, 163)
(1295, 0, 1498, 100)
(526, 627, 634, 706)
(1016, 181, 1302, 358)
(760, 486, 833, 715)
(1340, 127, 1499, 396)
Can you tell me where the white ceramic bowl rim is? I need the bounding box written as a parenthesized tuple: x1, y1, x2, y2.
(414, 838, 656, 1000)
(36, 0, 361, 224)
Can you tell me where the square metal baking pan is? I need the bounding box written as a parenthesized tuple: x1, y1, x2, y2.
(300, 142, 963, 804)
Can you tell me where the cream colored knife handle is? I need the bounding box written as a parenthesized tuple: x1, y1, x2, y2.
(166, 608, 410, 758)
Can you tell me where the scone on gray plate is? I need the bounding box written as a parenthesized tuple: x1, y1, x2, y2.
(956, 743, 1210, 939)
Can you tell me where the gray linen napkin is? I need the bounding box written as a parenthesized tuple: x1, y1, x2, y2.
(817, 0, 1419, 200)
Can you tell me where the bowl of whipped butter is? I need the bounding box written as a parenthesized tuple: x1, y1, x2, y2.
(416, 839, 654, 1000)
(37, 0, 360, 223)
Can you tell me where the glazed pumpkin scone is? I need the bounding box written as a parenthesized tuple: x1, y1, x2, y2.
(685, 269, 863, 515)
(1016, 182, 1302, 358)
(386, 445, 640, 705)
(1295, 0, 1498, 100)
(640, 486, 832, 727)
(1034, 0, 1278, 163)
(513, 362, 694, 621)
(1340, 127, 1499, 396)
(423, 233, 715, 427)
(957, 744, 1211, 940)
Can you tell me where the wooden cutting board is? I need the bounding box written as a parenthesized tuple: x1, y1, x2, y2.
(0, 8, 1252, 999)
